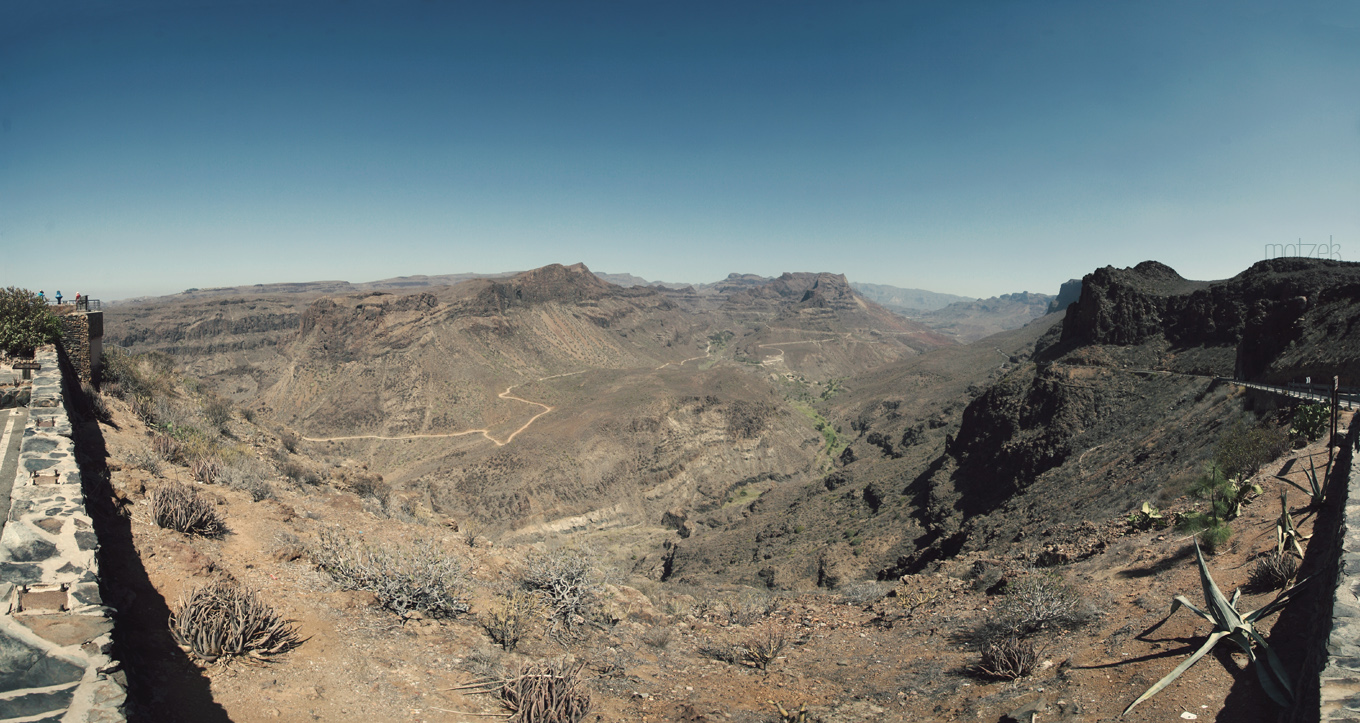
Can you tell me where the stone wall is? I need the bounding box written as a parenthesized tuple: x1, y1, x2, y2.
(0, 346, 125, 721)
(1318, 421, 1360, 721)
(53, 311, 103, 386)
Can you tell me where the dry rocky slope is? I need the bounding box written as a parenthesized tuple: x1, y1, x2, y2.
(93, 257, 1360, 722)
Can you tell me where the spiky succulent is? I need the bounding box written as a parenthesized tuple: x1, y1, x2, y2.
(1275, 453, 1328, 508)
(1274, 490, 1309, 559)
(1123, 541, 1309, 716)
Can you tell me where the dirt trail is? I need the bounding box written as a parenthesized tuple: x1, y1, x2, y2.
(299, 371, 585, 447)
(656, 342, 712, 370)
(757, 336, 841, 365)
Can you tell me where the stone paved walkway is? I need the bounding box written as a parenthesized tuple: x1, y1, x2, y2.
(0, 349, 124, 722)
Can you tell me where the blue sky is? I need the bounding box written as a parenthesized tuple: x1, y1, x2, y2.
(2, 1, 1357, 301)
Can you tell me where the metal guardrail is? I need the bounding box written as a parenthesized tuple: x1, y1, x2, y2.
(41, 299, 100, 310)
(1223, 379, 1360, 411)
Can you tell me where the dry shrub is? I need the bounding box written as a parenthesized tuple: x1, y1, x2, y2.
(203, 395, 232, 428)
(481, 590, 543, 652)
(521, 548, 601, 632)
(151, 481, 226, 537)
(1249, 553, 1300, 591)
(640, 625, 672, 649)
(310, 529, 470, 618)
(466, 645, 506, 679)
(697, 635, 742, 664)
(994, 571, 1090, 633)
(152, 434, 182, 462)
(126, 446, 162, 475)
(740, 620, 789, 670)
(978, 636, 1040, 680)
(168, 579, 302, 663)
(499, 658, 591, 723)
(191, 456, 223, 484)
(220, 456, 275, 501)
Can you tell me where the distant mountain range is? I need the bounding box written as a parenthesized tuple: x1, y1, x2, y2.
(116, 269, 1069, 345)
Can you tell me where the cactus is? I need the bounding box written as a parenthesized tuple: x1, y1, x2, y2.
(1123, 541, 1310, 715)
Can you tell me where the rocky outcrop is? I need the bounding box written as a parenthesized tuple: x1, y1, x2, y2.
(1046, 279, 1082, 314)
(474, 263, 651, 312)
(1058, 258, 1360, 381)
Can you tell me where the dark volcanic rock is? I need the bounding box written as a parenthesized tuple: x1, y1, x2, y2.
(1058, 258, 1360, 381)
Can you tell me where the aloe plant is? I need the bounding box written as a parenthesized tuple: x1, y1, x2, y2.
(1123, 541, 1309, 716)
(1275, 490, 1310, 559)
(1275, 454, 1328, 508)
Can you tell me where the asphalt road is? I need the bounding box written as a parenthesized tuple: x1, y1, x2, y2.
(0, 407, 27, 538)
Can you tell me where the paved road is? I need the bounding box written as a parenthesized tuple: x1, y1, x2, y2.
(1226, 379, 1360, 410)
(0, 406, 27, 538)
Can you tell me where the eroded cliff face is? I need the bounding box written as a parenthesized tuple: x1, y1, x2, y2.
(1057, 258, 1360, 381)
(876, 258, 1360, 577)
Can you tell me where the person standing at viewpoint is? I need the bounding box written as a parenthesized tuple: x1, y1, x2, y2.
(54, 291, 62, 305)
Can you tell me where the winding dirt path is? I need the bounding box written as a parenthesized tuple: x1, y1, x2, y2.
(756, 336, 841, 365)
(300, 371, 585, 447)
(655, 342, 712, 370)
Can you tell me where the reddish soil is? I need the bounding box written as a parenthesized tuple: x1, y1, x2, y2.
(83, 394, 1344, 723)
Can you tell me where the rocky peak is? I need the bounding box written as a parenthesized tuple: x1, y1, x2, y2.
(476, 262, 642, 311)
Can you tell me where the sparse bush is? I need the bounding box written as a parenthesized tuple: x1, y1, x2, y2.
(154, 397, 192, 432)
(994, 571, 1089, 633)
(82, 382, 112, 423)
(892, 580, 941, 621)
(126, 446, 162, 475)
(350, 475, 391, 506)
(977, 636, 1040, 680)
(521, 548, 601, 632)
(1216, 421, 1289, 483)
(191, 456, 223, 484)
(837, 580, 891, 606)
(697, 636, 741, 664)
(310, 529, 470, 618)
(499, 658, 591, 723)
(278, 429, 299, 453)
(465, 645, 505, 679)
(279, 459, 320, 486)
(150, 482, 226, 537)
(270, 532, 306, 562)
(728, 590, 774, 626)
(462, 520, 483, 548)
(641, 625, 672, 649)
(203, 395, 232, 429)
(1249, 553, 1300, 591)
(480, 590, 542, 652)
(170, 425, 218, 464)
(221, 457, 276, 501)
(168, 578, 302, 663)
(740, 621, 789, 670)
(151, 434, 182, 463)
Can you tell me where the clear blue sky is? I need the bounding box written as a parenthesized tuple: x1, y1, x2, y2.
(2, 1, 1357, 301)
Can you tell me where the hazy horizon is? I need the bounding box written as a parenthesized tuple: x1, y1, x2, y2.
(3, 1, 1357, 302)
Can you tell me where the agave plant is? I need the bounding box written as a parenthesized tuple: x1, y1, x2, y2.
(1123, 541, 1309, 716)
(1275, 454, 1328, 508)
(1275, 490, 1310, 559)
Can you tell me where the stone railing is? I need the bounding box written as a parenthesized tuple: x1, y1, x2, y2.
(0, 346, 125, 721)
(1318, 420, 1360, 720)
